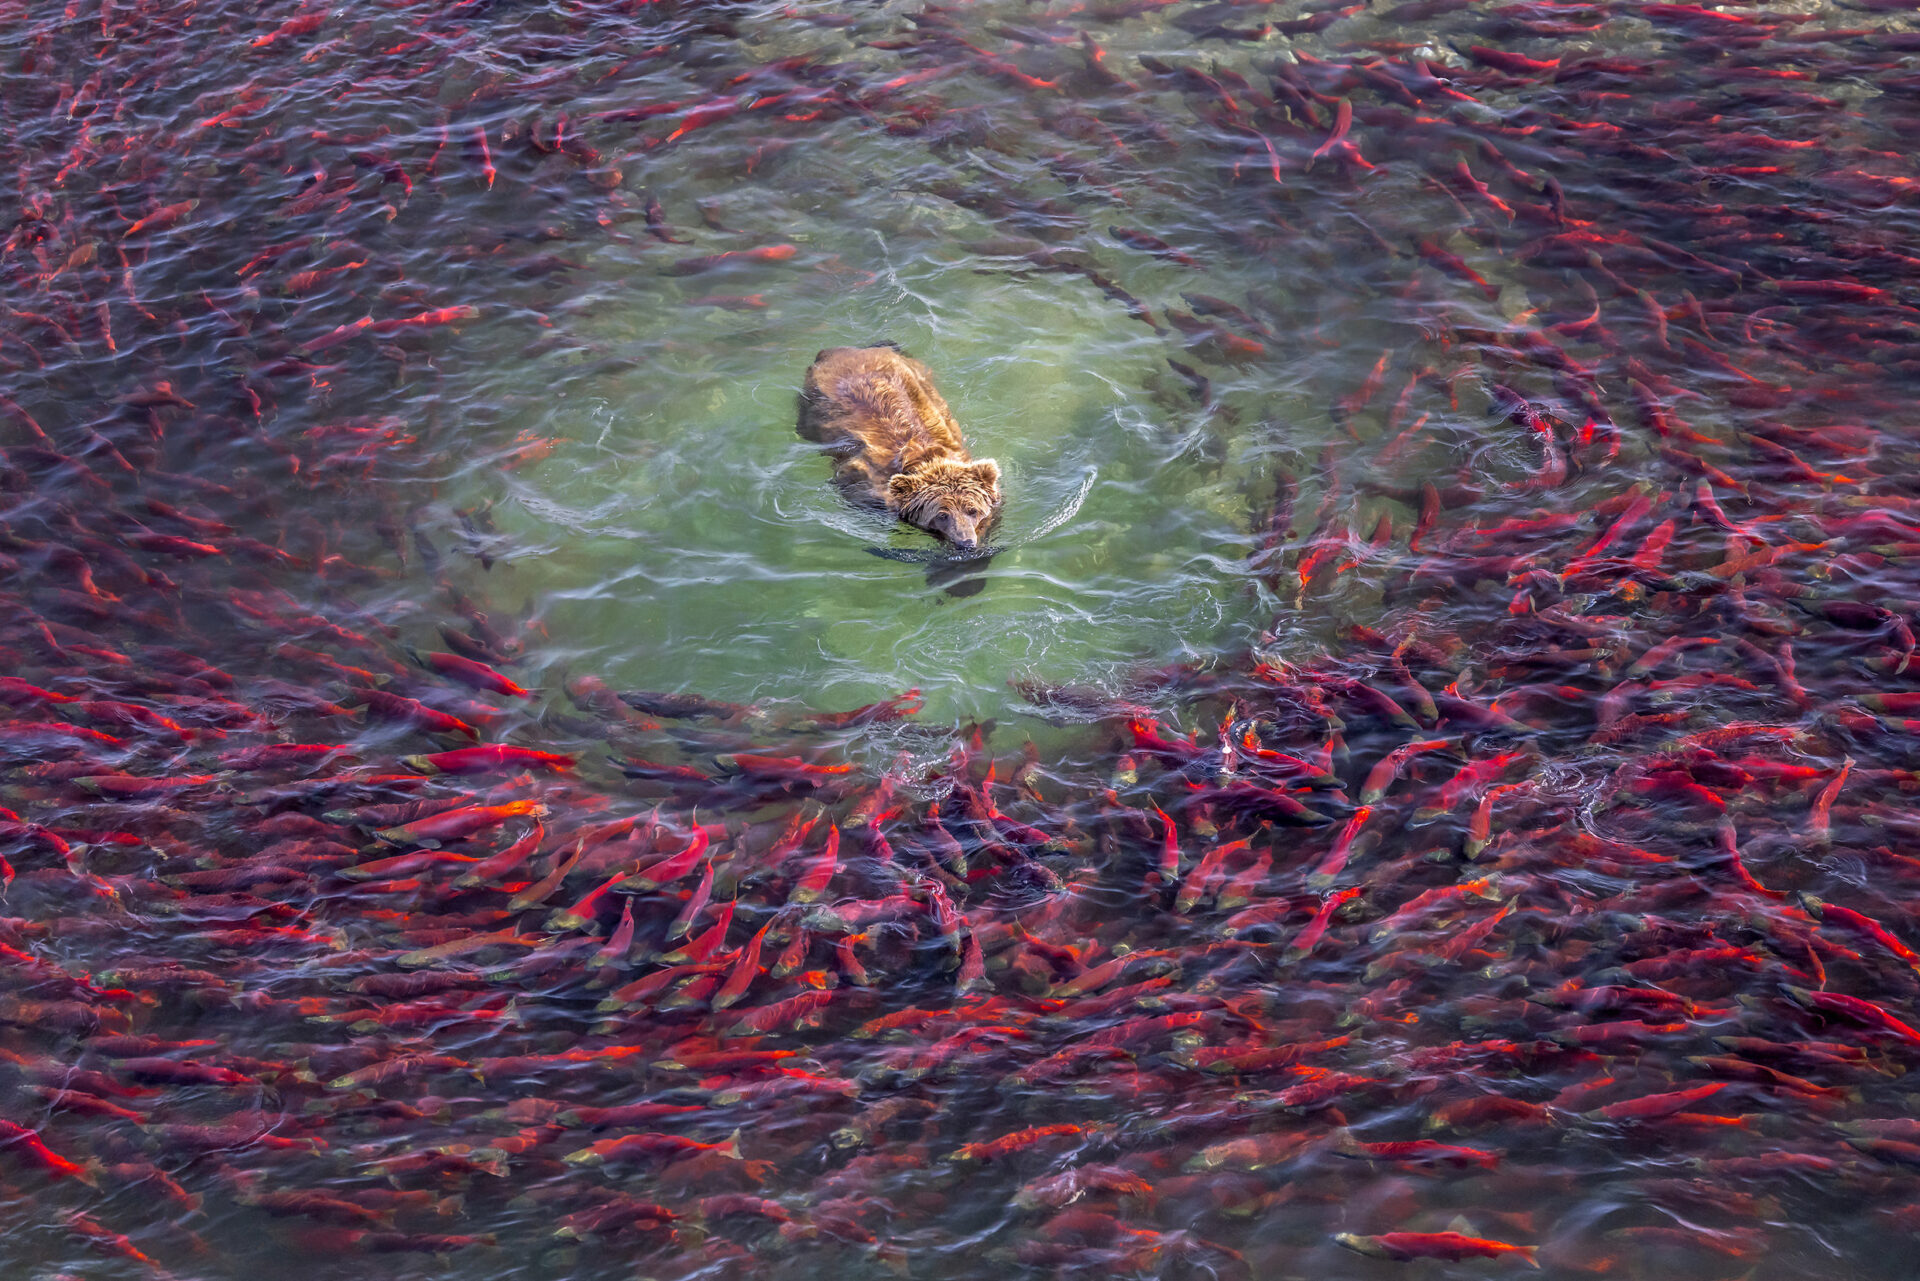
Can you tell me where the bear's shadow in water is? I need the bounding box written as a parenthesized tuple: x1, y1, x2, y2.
(865, 542, 997, 598)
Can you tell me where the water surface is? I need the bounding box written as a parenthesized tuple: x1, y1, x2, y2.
(4, 0, 1920, 1278)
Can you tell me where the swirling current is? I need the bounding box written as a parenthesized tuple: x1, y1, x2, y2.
(6, 0, 1920, 1277)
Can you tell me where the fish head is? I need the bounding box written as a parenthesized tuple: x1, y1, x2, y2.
(889, 458, 1001, 552)
(1333, 1233, 1391, 1259)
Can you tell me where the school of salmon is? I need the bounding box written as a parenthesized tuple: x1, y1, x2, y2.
(7, 0, 1920, 1276)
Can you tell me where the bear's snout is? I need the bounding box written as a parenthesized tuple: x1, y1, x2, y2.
(933, 510, 980, 551)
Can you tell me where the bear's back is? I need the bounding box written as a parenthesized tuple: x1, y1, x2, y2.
(799, 347, 964, 464)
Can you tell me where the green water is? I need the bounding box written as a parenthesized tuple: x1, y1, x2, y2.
(435, 129, 1305, 728)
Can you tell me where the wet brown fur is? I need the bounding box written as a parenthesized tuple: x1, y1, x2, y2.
(798, 346, 1002, 549)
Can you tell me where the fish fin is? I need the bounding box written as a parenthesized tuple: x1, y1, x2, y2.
(720, 1127, 743, 1160)
(1445, 1214, 1477, 1235)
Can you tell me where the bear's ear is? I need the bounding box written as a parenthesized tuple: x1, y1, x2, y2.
(968, 459, 1001, 490)
(886, 472, 917, 510)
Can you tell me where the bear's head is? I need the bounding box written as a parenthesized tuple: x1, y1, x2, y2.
(889, 459, 1002, 551)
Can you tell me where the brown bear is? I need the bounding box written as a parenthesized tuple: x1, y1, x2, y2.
(798, 345, 1002, 552)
